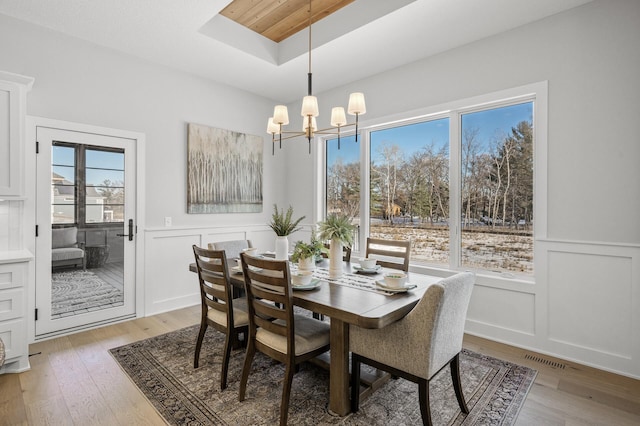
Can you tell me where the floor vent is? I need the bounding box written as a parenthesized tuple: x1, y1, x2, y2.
(525, 354, 566, 369)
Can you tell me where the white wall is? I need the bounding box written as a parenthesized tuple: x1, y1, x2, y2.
(284, 0, 640, 377)
(1, 0, 638, 377)
(0, 13, 285, 229)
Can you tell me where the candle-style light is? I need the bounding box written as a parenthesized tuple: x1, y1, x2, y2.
(267, 0, 366, 155)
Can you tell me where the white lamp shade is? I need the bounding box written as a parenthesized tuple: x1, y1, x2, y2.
(330, 107, 347, 126)
(273, 105, 289, 125)
(347, 92, 366, 115)
(303, 116, 317, 132)
(301, 96, 319, 117)
(267, 117, 280, 134)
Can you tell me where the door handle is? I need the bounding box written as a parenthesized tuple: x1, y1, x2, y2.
(116, 219, 134, 241)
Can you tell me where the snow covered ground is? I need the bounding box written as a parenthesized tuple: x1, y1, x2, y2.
(371, 225, 533, 274)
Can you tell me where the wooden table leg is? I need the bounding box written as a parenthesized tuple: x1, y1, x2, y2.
(329, 318, 350, 416)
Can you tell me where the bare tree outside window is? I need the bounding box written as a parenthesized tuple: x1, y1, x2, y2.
(326, 102, 534, 275)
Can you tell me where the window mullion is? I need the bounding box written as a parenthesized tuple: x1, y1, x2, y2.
(449, 111, 462, 269)
(360, 129, 371, 255)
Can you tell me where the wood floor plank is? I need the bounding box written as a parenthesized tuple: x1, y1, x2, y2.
(0, 307, 638, 425)
(0, 372, 28, 425)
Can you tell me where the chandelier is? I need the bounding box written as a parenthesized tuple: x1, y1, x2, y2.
(266, 0, 366, 155)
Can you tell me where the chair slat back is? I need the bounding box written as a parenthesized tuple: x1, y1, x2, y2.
(365, 237, 411, 272)
(193, 245, 234, 320)
(241, 253, 294, 340)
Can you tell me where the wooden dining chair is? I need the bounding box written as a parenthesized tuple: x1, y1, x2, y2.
(322, 242, 352, 262)
(350, 272, 475, 426)
(365, 237, 411, 272)
(192, 245, 249, 390)
(238, 253, 330, 426)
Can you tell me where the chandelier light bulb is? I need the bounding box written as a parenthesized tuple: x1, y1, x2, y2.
(347, 92, 366, 115)
(330, 107, 347, 127)
(273, 105, 289, 125)
(301, 95, 319, 117)
(303, 116, 317, 132)
(267, 117, 280, 134)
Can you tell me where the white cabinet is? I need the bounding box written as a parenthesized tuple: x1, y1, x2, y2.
(0, 256, 30, 373)
(0, 70, 34, 374)
(0, 71, 34, 196)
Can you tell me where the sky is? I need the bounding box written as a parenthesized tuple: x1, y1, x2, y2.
(52, 145, 125, 186)
(327, 101, 533, 165)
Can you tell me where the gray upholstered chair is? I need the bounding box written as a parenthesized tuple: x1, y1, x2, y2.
(209, 239, 253, 260)
(365, 237, 411, 272)
(51, 227, 85, 270)
(239, 253, 330, 426)
(192, 246, 249, 390)
(350, 272, 475, 426)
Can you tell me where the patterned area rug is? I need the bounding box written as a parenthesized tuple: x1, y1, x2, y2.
(51, 269, 123, 316)
(110, 325, 537, 425)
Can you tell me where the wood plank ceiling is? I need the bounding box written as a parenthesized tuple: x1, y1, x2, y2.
(220, 0, 355, 43)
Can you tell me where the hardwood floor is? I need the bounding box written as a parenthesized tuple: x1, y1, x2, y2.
(1, 305, 639, 425)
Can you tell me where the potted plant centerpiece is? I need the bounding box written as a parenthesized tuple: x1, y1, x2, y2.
(291, 230, 328, 271)
(318, 214, 356, 279)
(268, 204, 305, 260)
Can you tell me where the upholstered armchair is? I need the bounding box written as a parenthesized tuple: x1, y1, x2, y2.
(209, 240, 253, 260)
(350, 272, 475, 426)
(51, 227, 85, 270)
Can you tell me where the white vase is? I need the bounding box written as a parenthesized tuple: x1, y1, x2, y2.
(298, 256, 315, 271)
(329, 238, 343, 279)
(275, 236, 289, 260)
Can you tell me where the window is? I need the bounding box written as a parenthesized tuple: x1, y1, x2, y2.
(51, 143, 125, 226)
(322, 85, 543, 279)
(326, 134, 361, 250)
(370, 118, 451, 266)
(460, 104, 533, 274)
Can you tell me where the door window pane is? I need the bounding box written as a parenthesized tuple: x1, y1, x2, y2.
(51, 144, 76, 224)
(370, 118, 450, 266)
(85, 148, 125, 223)
(460, 102, 533, 273)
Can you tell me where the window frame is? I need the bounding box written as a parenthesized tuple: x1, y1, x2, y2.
(51, 141, 125, 229)
(318, 82, 547, 284)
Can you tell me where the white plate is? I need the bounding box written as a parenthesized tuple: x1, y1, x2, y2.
(353, 265, 382, 274)
(375, 281, 417, 293)
(292, 279, 322, 291)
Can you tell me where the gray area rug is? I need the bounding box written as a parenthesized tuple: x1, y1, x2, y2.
(110, 324, 537, 425)
(51, 269, 123, 316)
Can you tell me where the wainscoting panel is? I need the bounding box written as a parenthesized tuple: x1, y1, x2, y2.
(144, 231, 202, 315)
(144, 225, 275, 316)
(547, 250, 632, 357)
(467, 284, 535, 335)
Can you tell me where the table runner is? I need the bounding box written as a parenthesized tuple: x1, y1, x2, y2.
(292, 265, 414, 295)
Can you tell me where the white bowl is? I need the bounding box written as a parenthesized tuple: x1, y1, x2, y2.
(358, 258, 377, 269)
(242, 247, 258, 257)
(383, 272, 407, 289)
(291, 270, 313, 286)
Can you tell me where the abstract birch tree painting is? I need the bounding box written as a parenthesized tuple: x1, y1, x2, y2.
(187, 123, 263, 213)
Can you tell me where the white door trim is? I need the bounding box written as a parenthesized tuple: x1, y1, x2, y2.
(25, 116, 146, 342)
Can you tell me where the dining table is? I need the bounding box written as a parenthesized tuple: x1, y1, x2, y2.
(189, 256, 441, 416)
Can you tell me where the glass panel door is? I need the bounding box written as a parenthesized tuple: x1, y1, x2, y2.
(36, 127, 136, 338)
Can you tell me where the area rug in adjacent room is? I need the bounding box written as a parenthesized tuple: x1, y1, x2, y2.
(51, 269, 123, 316)
(110, 325, 537, 425)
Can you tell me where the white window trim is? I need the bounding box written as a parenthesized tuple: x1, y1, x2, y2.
(318, 81, 547, 286)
